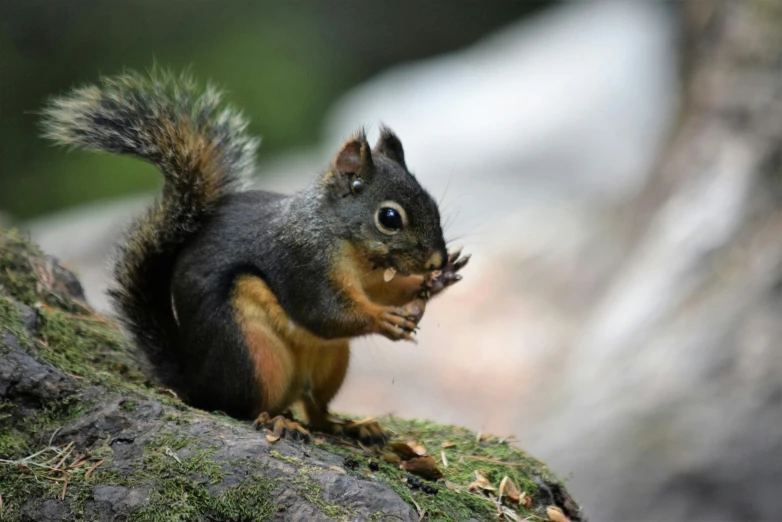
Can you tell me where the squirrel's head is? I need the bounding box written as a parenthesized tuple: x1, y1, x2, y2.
(322, 127, 447, 276)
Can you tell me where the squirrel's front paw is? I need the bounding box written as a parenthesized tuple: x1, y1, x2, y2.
(254, 412, 310, 442)
(377, 306, 418, 342)
(421, 246, 470, 299)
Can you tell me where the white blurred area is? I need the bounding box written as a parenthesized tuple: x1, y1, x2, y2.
(23, 2, 782, 521)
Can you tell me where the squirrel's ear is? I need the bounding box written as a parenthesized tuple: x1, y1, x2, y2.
(325, 130, 374, 197)
(373, 125, 406, 169)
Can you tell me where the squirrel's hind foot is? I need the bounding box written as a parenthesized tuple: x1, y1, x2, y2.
(254, 412, 311, 442)
(315, 417, 389, 447)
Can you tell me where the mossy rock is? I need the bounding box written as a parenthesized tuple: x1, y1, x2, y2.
(0, 228, 585, 521)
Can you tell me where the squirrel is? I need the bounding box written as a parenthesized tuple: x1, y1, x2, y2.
(41, 70, 469, 445)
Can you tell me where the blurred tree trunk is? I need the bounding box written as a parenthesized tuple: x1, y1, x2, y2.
(547, 1, 782, 520)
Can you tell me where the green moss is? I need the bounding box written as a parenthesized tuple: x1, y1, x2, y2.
(0, 229, 41, 306)
(205, 475, 276, 521)
(140, 432, 227, 486)
(21, 395, 85, 438)
(0, 470, 53, 521)
(268, 450, 301, 465)
(130, 473, 275, 522)
(258, 412, 557, 521)
(0, 427, 274, 522)
(124, 433, 273, 521)
(0, 429, 29, 459)
(37, 307, 143, 385)
(0, 297, 31, 355)
(292, 468, 351, 520)
(0, 229, 161, 398)
(30, 302, 190, 414)
(309, 416, 560, 522)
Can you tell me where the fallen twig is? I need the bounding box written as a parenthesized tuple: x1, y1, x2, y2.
(52, 442, 75, 471)
(60, 477, 69, 500)
(84, 459, 104, 480)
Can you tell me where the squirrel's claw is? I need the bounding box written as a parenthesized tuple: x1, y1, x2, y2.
(452, 253, 471, 272)
(378, 307, 418, 342)
(425, 249, 470, 299)
(254, 412, 311, 442)
(447, 245, 464, 261)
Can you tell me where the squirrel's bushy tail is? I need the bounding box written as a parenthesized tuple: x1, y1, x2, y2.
(41, 70, 258, 388)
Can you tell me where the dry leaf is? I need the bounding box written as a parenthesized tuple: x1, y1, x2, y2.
(329, 466, 347, 474)
(390, 442, 418, 460)
(444, 480, 459, 491)
(498, 476, 522, 505)
(441, 441, 455, 449)
(411, 443, 427, 456)
(546, 506, 571, 522)
(265, 434, 280, 443)
(399, 455, 444, 481)
(313, 438, 325, 445)
(382, 452, 401, 464)
(468, 470, 496, 492)
(441, 450, 448, 468)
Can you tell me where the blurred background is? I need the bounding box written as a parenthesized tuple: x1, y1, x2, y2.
(2, 1, 780, 521)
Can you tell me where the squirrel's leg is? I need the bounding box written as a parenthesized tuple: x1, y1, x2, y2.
(234, 275, 310, 441)
(243, 325, 310, 441)
(301, 342, 388, 446)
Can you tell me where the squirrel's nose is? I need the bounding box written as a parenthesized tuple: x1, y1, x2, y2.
(424, 247, 447, 271)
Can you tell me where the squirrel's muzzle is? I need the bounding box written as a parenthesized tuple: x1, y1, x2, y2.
(424, 247, 447, 271)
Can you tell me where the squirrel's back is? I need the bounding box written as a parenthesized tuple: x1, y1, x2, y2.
(41, 70, 259, 388)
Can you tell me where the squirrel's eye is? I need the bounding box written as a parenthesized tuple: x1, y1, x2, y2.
(378, 208, 403, 230)
(375, 201, 407, 235)
(376, 206, 404, 234)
